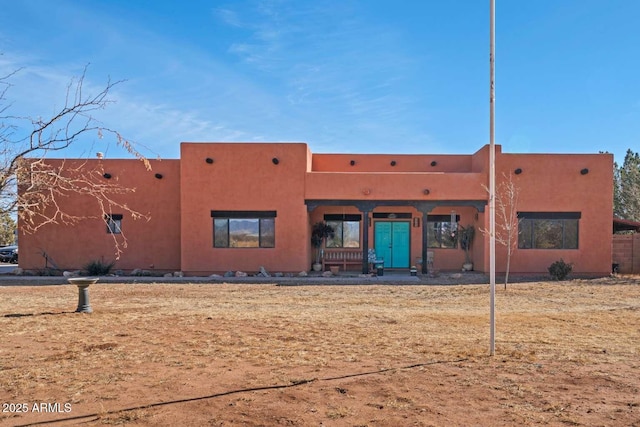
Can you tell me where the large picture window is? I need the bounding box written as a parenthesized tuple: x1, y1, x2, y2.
(427, 215, 459, 249)
(518, 212, 579, 249)
(324, 214, 361, 248)
(211, 211, 276, 248)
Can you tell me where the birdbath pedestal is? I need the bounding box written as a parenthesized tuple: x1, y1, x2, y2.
(68, 277, 99, 313)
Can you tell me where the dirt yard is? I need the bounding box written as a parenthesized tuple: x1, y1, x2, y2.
(1, 276, 639, 426)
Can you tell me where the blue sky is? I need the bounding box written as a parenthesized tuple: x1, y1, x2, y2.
(1, 0, 638, 164)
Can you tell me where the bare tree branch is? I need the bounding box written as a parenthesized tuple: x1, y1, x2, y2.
(1, 63, 151, 259)
(481, 173, 521, 289)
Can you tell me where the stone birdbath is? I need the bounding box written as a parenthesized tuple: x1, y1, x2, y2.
(68, 277, 99, 313)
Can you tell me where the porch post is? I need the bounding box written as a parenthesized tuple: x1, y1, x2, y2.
(362, 210, 370, 274)
(421, 210, 429, 274)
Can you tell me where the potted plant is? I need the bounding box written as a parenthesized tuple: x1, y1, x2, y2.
(458, 224, 475, 271)
(311, 221, 335, 271)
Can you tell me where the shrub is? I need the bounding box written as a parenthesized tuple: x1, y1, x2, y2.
(548, 259, 573, 281)
(84, 259, 115, 276)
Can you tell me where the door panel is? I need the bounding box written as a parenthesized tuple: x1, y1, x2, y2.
(374, 222, 392, 268)
(374, 221, 410, 268)
(392, 222, 410, 268)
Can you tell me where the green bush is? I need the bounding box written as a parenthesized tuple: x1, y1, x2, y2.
(548, 259, 573, 281)
(84, 259, 115, 276)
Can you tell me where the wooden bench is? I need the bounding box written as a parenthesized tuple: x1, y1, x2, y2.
(322, 249, 364, 271)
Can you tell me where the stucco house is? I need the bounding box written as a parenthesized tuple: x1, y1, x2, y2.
(17, 142, 613, 276)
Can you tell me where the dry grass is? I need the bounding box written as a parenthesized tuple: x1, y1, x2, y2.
(1, 276, 639, 426)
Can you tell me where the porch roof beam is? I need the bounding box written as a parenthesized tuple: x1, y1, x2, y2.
(305, 199, 486, 213)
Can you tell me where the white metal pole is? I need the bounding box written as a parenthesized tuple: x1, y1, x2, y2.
(489, 0, 496, 356)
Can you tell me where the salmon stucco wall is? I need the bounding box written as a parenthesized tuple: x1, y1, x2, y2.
(179, 143, 311, 274)
(17, 143, 614, 277)
(480, 152, 613, 275)
(311, 153, 474, 173)
(307, 153, 488, 201)
(18, 159, 181, 272)
(305, 172, 487, 201)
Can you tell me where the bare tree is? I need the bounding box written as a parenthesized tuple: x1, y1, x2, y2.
(482, 173, 521, 289)
(1, 63, 150, 259)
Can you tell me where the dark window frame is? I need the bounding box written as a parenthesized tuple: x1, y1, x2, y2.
(427, 214, 460, 249)
(324, 214, 362, 248)
(105, 214, 122, 234)
(517, 212, 580, 250)
(211, 211, 276, 248)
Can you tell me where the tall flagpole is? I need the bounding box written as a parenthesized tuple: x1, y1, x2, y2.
(489, 0, 496, 356)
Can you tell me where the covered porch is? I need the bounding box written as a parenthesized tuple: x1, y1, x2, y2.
(306, 199, 486, 274)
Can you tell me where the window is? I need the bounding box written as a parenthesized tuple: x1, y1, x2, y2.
(324, 214, 361, 248)
(105, 214, 122, 234)
(518, 212, 580, 249)
(211, 211, 276, 248)
(427, 214, 459, 249)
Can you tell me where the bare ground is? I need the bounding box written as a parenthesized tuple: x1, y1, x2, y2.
(1, 275, 639, 426)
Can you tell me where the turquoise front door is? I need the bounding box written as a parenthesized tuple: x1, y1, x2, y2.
(374, 221, 410, 268)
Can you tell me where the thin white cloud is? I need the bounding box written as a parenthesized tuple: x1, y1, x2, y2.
(2, 0, 448, 158)
(213, 8, 244, 28)
(213, 1, 425, 132)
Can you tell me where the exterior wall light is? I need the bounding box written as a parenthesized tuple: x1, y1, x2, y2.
(103, 173, 112, 179)
(363, 188, 371, 195)
(390, 160, 396, 166)
(350, 160, 356, 166)
(580, 168, 589, 175)
(423, 189, 430, 195)
(272, 157, 280, 165)
(514, 168, 523, 174)
(205, 157, 214, 164)
(431, 161, 437, 167)
(155, 173, 163, 179)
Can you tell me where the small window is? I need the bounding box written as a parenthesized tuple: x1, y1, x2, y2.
(324, 214, 361, 248)
(518, 212, 580, 249)
(211, 211, 276, 248)
(427, 215, 459, 249)
(105, 214, 122, 234)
